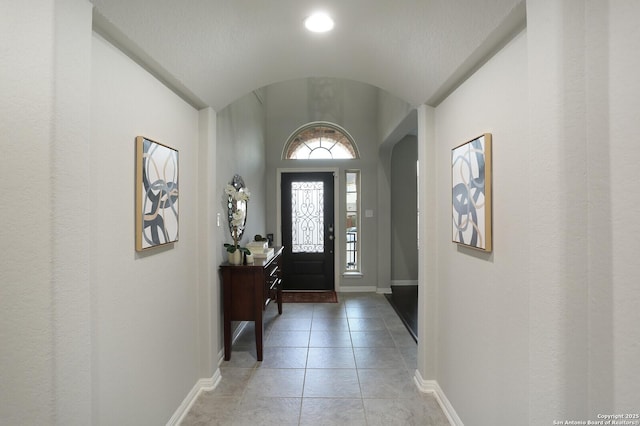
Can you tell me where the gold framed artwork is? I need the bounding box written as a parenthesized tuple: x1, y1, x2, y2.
(135, 136, 179, 251)
(451, 133, 492, 252)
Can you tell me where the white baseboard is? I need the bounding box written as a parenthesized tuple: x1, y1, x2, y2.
(377, 286, 392, 294)
(169, 322, 249, 425)
(413, 370, 463, 426)
(339, 285, 377, 293)
(167, 369, 221, 426)
(391, 280, 418, 286)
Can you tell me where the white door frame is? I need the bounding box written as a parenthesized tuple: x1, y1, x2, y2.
(276, 167, 341, 292)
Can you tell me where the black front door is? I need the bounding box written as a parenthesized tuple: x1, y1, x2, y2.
(281, 172, 335, 290)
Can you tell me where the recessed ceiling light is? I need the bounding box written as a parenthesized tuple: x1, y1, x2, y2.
(304, 12, 334, 33)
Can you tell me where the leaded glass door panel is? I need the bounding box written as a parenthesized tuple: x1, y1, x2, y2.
(281, 172, 335, 290)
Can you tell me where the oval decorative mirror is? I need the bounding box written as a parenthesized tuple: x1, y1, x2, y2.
(227, 174, 248, 241)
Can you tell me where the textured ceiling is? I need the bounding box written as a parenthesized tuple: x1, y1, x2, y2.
(91, 0, 525, 111)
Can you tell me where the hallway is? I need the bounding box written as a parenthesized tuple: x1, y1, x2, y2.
(182, 293, 447, 425)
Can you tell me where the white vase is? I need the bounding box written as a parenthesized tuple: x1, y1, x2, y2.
(228, 250, 243, 265)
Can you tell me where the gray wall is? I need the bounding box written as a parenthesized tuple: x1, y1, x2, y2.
(215, 90, 267, 343)
(90, 33, 204, 425)
(427, 29, 529, 424)
(378, 89, 415, 144)
(390, 136, 418, 282)
(215, 91, 267, 257)
(264, 78, 382, 290)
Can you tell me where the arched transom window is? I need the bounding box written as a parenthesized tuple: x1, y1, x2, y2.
(283, 122, 359, 160)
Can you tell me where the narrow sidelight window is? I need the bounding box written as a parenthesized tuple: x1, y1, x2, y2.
(345, 170, 360, 271)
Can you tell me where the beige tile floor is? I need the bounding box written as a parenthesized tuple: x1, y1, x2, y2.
(181, 292, 449, 426)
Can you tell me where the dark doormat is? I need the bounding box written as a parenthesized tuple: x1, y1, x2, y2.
(282, 291, 338, 303)
(385, 285, 418, 343)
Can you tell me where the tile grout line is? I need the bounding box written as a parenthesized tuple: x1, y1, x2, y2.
(297, 307, 314, 426)
(346, 300, 372, 425)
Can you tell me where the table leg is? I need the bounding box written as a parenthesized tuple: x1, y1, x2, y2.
(255, 318, 263, 361)
(224, 317, 231, 361)
(277, 284, 283, 315)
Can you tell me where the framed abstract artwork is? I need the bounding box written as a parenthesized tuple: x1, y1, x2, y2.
(451, 133, 492, 252)
(135, 136, 179, 251)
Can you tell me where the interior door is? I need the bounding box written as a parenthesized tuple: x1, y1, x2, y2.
(281, 172, 335, 290)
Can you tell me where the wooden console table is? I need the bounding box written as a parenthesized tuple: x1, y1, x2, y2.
(220, 246, 283, 361)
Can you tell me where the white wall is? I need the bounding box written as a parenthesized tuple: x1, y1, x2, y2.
(527, 1, 590, 420)
(52, 2, 94, 423)
(526, 0, 640, 421)
(197, 107, 219, 378)
(431, 29, 529, 425)
(1, 6, 262, 423)
(1, 2, 57, 424)
(608, 0, 640, 412)
(1, 1, 93, 424)
(90, 33, 202, 425)
(420, 1, 640, 424)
